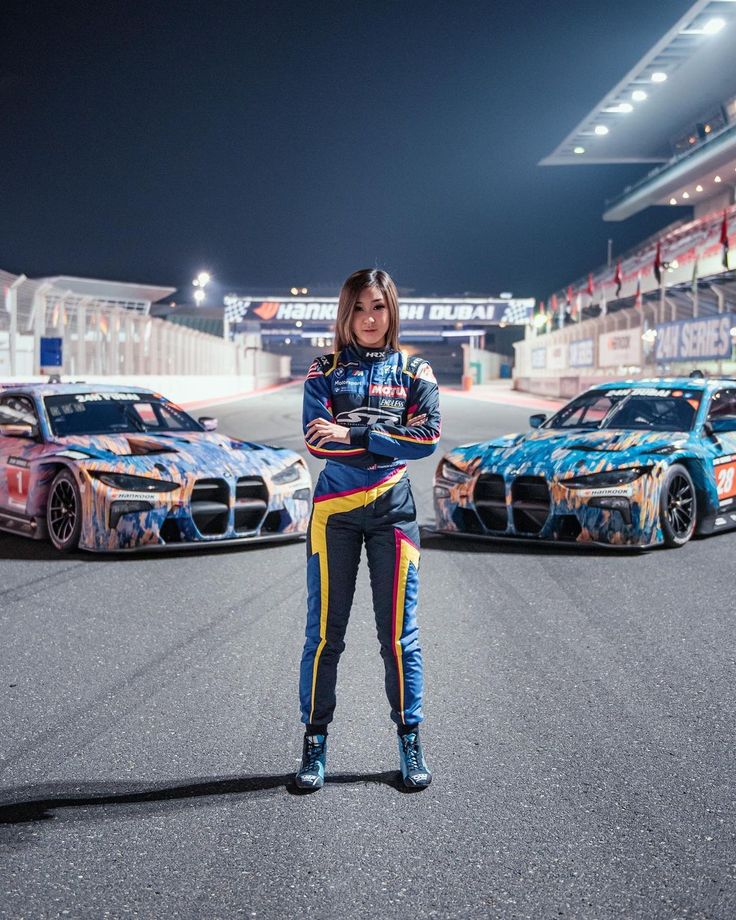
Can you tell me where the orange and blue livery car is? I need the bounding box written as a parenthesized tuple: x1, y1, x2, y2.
(0, 383, 311, 552)
(434, 376, 736, 549)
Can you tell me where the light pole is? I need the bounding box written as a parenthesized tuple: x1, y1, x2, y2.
(193, 270, 211, 305)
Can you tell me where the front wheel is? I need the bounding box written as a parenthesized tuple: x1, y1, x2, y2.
(47, 469, 83, 552)
(659, 464, 696, 548)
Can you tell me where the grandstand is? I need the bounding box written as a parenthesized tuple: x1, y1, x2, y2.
(516, 0, 736, 396)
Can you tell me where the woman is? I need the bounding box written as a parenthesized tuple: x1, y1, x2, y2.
(296, 268, 441, 790)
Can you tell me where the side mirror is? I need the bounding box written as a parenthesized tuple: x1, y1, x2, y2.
(0, 422, 36, 439)
(199, 416, 218, 431)
(529, 413, 547, 429)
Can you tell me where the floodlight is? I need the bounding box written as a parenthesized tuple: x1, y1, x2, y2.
(703, 18, 725, 35)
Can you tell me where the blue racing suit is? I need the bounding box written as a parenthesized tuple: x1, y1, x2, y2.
(299, 343, 441, 729)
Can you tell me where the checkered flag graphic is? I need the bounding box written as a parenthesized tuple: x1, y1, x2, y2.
(223, 298, 251, 323)
(499, 301, 533, 324)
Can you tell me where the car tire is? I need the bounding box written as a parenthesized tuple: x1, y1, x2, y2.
(47, 469, 83, 552)
(660, 464, 696, 548)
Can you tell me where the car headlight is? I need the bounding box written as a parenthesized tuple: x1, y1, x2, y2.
(438, 459, 471, 483)
(89, 471, 179, 493)
(272, 461, 305, 485)
(563, 466, 650, 489)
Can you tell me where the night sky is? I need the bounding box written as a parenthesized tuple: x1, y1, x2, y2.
(2, 0, 694, 300)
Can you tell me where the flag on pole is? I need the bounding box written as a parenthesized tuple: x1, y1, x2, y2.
(720, 210, 730, 269)
(575, 291, 582, 322)
(653, 241, 662, 285)
(634, 275, 642, 311)
(614, 258, 622, 297)
(534, 299, 545, 332)
(586, 273, 594, 307)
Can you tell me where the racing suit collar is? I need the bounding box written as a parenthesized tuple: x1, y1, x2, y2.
(350, 343, 396, 363)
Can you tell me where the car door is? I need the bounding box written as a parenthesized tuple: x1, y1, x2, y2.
(704, 388, 736, 518)
(0, 394, 42, 517)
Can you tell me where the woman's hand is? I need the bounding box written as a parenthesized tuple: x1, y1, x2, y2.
(306, 418, 352, 448)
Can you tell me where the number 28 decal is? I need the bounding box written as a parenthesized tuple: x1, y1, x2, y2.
(715, 458, 736, 499)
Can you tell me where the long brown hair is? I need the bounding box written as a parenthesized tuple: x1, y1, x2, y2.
(333, 269, 401, 352)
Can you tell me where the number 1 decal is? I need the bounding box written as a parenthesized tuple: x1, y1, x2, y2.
(6, 457, 31, 511)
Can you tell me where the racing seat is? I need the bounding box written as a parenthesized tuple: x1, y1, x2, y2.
(666, 400, 695, 430)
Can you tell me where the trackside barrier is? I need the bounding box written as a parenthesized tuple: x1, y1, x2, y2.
(515, 293, 736, 398)
(0, 269, 291, 392)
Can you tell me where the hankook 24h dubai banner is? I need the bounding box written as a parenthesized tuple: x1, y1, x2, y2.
(223, 296, 535, 326)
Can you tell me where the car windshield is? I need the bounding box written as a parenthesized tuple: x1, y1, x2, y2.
(44, 392, 202, 437)
(545, 387, 702, 432)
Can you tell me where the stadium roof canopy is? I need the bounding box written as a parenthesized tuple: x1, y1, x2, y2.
(540, 0, 736, 218)
(41, 275, 176, 304)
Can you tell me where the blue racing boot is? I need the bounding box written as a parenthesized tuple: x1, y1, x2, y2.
(398, 730, 432, 788)
(295, 734, 327, 790)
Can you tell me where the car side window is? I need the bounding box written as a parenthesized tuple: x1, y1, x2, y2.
(707, 389, 736, 431)
(0, 395, 39, 431)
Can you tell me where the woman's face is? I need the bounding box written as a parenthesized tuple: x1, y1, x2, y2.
(351, 285, 390, 349)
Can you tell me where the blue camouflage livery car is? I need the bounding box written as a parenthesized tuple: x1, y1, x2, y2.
(0, 383, 311, 552)
(434, 376, 736, 549)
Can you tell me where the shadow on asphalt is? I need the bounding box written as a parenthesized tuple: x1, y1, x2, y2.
(419, 527, 646, 557)
(0, 533, 304, 563)
(0, 529, 645, 562)
(0, 772, 409, 825)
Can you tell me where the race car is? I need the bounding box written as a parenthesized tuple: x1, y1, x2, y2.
(434, 376, 736, 549)
(0, 382, 311, 552)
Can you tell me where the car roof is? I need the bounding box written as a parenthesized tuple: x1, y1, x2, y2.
(0, 382, 157, 398)
(586, 376, 736, 394)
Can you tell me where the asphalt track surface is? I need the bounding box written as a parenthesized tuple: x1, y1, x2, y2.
(1, 383, 734, 920)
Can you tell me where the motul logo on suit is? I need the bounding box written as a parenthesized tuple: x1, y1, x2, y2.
(369, 383, 407, 398)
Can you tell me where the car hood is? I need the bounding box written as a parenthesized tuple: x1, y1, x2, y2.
(448, 427, 690, 477)
(50, 431, 299, 480)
